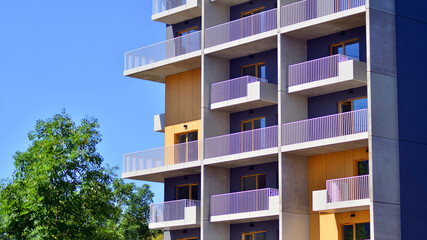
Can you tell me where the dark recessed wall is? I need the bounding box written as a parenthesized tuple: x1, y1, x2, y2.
(230, 105, 278, 133)
(168, 228, 200, 240)
(230, 49, 278, 84)
(308, 86, 367, 118)
(230, 162, 278, 192)
(307, 26, 366, 62)
(168, 16, 202, 38)
(230, 220, 279, 240)
(230, 0, 277, 21)
(164, 174, 201, 201)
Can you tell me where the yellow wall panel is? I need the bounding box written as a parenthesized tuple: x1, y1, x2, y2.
(319, 213, 338, 240)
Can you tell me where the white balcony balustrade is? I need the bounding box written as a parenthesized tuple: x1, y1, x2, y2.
(152, 0, 201, 25)
(150, 199, 201, 229)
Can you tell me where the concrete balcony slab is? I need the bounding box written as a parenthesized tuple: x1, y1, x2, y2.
(152, 0, 201, 25)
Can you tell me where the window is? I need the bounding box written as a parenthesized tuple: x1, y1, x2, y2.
(176, 131, 198, 143)
(177, 26, 199, 37)
(342, 222, 370, 240)
(330, 39, 360, 60)
(357, 160, 369, 175)
(242, 231, 266, 240)
(241, 62, 266, 79)
(175, 131, 198, 163)
(338, 97, 367, 113)
(176, 183, 198, 200)
(240, 7, 266, 38)
(241, 7, 265, 18)
(176, 26, 199, 55)
(241, 174, 266, 191)
(177, 238, 198, 240)
(241, 117, 266, 131)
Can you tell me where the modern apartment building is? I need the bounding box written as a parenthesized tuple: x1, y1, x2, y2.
(122, 0, 426, 239)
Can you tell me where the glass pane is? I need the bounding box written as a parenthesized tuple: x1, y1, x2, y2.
(340, 101, 352, 112)
(345, 40, 360, 60)
(257, 64, 266, 79)
(253, 8, 264, 14)
(177, 134, 187, 143)
(358, 160, 369, 175)
(258, 174, 266, 189)
(242, 176, 257, 191)
(244, 234, 253, 240)
(332, 45, 344, 55)
(343, 225, 354, 240)
(177, 185, 190, 199)
(242, 65, 256, 77)
(353, 98, 367, 110)
(188, 131, 198, 141)
(254, 232, 266, 240)
(242, 121, 253, 131)
(191, 185, 198, 200)
(253, 118, 266, 129)
(241, 12, 251, 18)
(356, 223, 370, 240)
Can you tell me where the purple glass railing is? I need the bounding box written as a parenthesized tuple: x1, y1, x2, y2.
(204, 125, 278, 159)
(123, 140, 199, 173)
(326, 175, 369, 203)
(124, 30, 201, 70)
(211, 188, 279, 216)
(150, 199, 200, 223)
(210, 76, 268, 104)
(281, 0, 365, 27)
(152, 0, 186, 15)
(288, 54, 353, 87)
(205, 8, 277, 48)
(281, 109, 367, 146)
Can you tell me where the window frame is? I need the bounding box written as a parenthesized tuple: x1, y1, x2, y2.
(241, 173, 267, 191)
(240, 61, 266, 78)
(340, 222, 370, 240)
(241, 117, 266, 132)
(175, 130, 198, 144)
(337, 96, 367, 113)
(329, 38, 360, 56)
(240, 7, 266, 18)
(176, 26, 199, 37)
(354, 158, 369, 176)
(176, 183, 199, 200)
(241, 230, 267, 240)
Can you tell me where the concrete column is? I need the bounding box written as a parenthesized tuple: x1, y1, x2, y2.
(366, 0, 401, 239)
(279, 153, 310, 240)
(200, 166, 230, 240)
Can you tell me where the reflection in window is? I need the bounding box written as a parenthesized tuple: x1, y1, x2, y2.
(242, 231, 267, 240)
(176, 183, 198, 200)
(241, 62, 266, 79)
(242, 174, 266, 191)
(338, 97, 367, 113)
(342, 222, 370, 240)
(241, 117, 266, 131)
(357, 160, 369, 175)
(331, 39, 360, 60)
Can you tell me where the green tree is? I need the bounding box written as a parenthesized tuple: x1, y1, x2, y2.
(0, 112, 156, 239)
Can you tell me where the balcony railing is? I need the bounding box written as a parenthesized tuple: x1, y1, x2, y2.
(281, 0, 366, 27)
(326, 175, 369, 203)
(211, 76, 268, 104)
(124, 31, 201, 70)
(282, 109, 367, 146)
(152, 0, 186, 15)
(288, 54, 353, 87)
(211, 188, 279, 216)
(205, 8, 277, 48)
(123, 140, 199, 173)
(150, 199, 200, 223)
(204, 125, 278, 159)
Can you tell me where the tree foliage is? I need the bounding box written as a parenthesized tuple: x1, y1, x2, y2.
(0, 112, 157, 239)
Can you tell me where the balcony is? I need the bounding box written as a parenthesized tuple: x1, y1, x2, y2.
(281, 109, 368, 156)
(122, 141, 201, 182)
(204, 126, 278, 167)
(210, 188, 279, 223)
(288, 54, 367, 97)
(210, 76, 278, 112)
(124, 31, 201, 82)
(204, 8, 277, 59)
(313, 175, 369, 212)
(152, 0, 201, 24)
(150, 199, 201, 230)
(280, 0, 366, 39)
(154, 113, 165, 132)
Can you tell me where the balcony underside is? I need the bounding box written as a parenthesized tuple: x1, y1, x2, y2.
(212, 98, 277, 113)
(123, 52, 201, 83)
(281, 7, 365, 40)
(212, 0, 252, 6)
(281, 132, 368, 156)
(204, 31, 277, 59)
(122, 161, 201, 183)
(211, 213, 279, 224)
(204, 148, 278, 168)
(313, 190, 370, 213)
(150, 221, 200, 231)
(289, 76, 366, 97)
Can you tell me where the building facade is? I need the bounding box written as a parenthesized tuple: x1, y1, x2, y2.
(122, 0, 427, 239)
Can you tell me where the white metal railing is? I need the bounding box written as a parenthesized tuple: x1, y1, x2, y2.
(282, 109, 367, 146)
(205, 8, 277, 48)
(124, 30, 201, 70)
(210, 188, 279, 216)
(326, 175, 369, 203)
(281, 0, 366, 27)
(150, 199, 200, 223)
(152, 0, 186, 15)
(204, 125, 278, 159)
(288, 54, 353, 87)
(123, 140, 199, 173)
(210, 76, 268, 104)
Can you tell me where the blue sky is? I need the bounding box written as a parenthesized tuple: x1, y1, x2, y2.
(0, 1, 166, 203)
